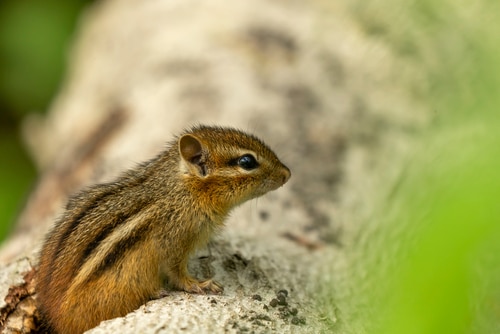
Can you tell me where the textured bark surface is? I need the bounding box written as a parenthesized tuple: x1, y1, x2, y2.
(0, 0, 429, 333)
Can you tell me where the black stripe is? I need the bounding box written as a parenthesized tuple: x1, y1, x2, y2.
(52, 186, 115, 265)
(76, 179, 154, 269)
(87, 219, 152, 282)
(78, 212, 130, 269)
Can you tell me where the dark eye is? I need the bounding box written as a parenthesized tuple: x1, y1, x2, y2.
(237, 154, 259, 170)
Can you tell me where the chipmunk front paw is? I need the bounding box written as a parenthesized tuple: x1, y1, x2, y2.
(178, 277, 223, 295)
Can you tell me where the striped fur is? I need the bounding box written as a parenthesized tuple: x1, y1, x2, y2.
(36, 125, 291, 333)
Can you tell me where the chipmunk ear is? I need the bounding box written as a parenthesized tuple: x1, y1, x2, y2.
(179, 134, 207, 176)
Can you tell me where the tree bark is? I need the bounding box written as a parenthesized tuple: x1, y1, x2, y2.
(0, 0, 428, 333)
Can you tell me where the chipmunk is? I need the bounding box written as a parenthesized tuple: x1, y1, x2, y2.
(35, 125, 290, 333)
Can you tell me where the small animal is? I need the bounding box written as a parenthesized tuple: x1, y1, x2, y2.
(36, 125, 291, 333)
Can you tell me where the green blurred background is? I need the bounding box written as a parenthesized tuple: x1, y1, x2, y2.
(0, 0, 89, 240)
(329, 1, 500, 334)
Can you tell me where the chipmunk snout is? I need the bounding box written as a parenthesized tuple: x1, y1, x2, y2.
(281, 166, 291, 185)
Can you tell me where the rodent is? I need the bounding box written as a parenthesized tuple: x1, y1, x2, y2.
(35, 125, 291, 333)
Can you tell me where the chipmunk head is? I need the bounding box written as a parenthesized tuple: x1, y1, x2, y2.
(178, 125, 290, 209)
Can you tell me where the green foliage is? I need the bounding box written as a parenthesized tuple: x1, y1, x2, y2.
(0, 129, 36, 237)
(335, 1, 500, 333)
(374, 124, 500, 334)
(0, 0, 88, 240)
(0, 0, 87, 117)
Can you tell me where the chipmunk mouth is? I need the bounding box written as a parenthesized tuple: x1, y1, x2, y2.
(269, 165, 291, 189)
(262, 175, 289, 192)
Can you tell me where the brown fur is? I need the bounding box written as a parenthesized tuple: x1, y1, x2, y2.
(36, 125, 290, 333)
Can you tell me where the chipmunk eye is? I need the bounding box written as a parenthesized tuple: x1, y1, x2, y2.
(237, 154, 259, 170)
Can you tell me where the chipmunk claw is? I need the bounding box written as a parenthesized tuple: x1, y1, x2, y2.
(177, 276, 223, 295)
(199, 279, 224, 294)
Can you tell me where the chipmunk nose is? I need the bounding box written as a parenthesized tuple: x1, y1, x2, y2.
(281, 165, 291, 184)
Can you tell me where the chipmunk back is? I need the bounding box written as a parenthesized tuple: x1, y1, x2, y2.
(36, 125, 290, 333)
